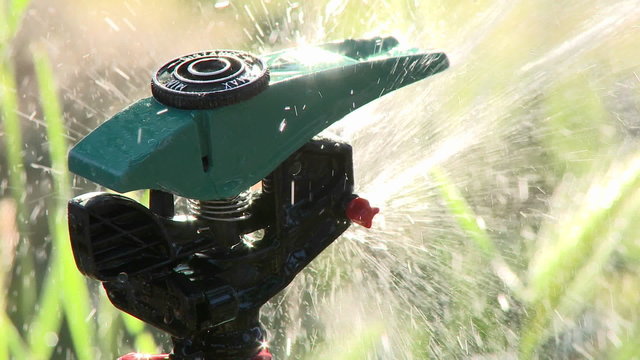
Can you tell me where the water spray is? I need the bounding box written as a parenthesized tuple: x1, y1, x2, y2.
(66, 36, 448, 360)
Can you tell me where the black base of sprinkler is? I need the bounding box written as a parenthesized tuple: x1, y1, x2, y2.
(69, 138, 357, 360)
(172, 310, 266, 360)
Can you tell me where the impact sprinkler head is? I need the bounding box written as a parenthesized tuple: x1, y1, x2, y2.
(67, 36, 448, 360)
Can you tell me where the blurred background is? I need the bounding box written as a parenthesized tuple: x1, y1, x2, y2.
(1, 0, 640, 359)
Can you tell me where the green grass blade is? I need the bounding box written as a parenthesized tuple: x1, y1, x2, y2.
(2, 39, 50, 360)
(60, 269, 95, 360)
(9, 0, 31, 27)
(0, 0, 31, 54)
(304, 323, 384, 360)
(520, 154, 640, 358)
(528, 157, 640, 301)
(134, 332, 159, 354)
(0, 4, 8, 51)
(122, 313, 146, 335)
(331, 325, 383, 360)
(7, 0, 30, 42)
(2, 311, 28, 359)
(430, 166, 522, 294)
(610, 339, 640, 360)
(140, 189, 150, 207)
(33, 49, 70, 199)
(542, 73, 612, 176)
(98, 292, 121, 358)
(0, 61, 26, 218)
(33, 47, 95, 360)
(122, 313, 158, 354)
(0, 199, 19, 360)
(27, 263, 63, 360)
(430, 167, 496, 256)
(0, 57, 37, 338)
(0, 314, 8, 360)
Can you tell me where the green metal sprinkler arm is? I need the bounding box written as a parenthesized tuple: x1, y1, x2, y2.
(69, 43, 448, 200)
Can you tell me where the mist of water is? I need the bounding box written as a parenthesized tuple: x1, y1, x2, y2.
(10, 0, 640, 358)
(259, 1, 640, 358)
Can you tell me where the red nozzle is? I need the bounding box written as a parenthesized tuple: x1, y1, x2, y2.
(118, 353, 170, 360)
(346, 197, 379, 228)
(251, 348, 273, 360)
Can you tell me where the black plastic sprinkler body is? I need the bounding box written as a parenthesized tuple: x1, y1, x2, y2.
(66, 37, 448, 360)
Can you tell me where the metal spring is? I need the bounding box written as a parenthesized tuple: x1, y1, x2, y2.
(187, 191, 252, 222)
(262, 175, 273, 194)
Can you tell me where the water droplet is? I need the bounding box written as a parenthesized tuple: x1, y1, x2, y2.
(104, 17, 120, 32)
(45, 332, 59, 347)
(117, 272, 128, 283)
(497, 294, 510, 312)
(279, 119, 287, 132)
(214, 0, 230, 9)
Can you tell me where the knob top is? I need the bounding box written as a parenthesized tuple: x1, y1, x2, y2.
(151, 50, 269, 109)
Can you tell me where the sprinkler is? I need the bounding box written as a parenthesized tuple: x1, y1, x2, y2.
(66, 36, 448, 360)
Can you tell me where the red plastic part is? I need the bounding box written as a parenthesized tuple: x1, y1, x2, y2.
(346, 197, 379, 228)
(117, 348, 271, 360)
(251, 348, 273, 360)
(117, 353, 170, 360)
